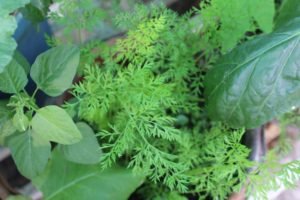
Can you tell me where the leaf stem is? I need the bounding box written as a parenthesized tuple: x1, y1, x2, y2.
(32, 87, 39, 99)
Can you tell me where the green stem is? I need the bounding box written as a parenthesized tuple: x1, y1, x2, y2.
(22, 89, 29, 96)
(32, 87, 39, 99)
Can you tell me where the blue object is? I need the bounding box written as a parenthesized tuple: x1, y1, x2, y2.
(14, 19, 52, 64)
(0, 18, 52, 105)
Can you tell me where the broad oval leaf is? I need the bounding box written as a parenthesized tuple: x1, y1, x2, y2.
(0, 100, 10, 123)
(31, 105, 82, 144)
(0, 120, 16, 145)
(59, 122, 101, 164)
(0, 101, 14, 144)
(205, 19, 300, 128)
(33, 149, 144, 200)
(0, 0, 31, 15)
(0, 58, 28, 93)
(14, 51, 30, 74)
(0, 29, 17, 73)
(7, 130, 51, 179)
(0, 0, 31, 72)
(30, 45, 80, 96)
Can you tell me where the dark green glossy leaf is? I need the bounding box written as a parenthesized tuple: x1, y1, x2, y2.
(21, 0, 51, 23)
(30, 0, 51, 14)
(33, 149, 144, 200)
(31, 106, 82, 145)
(30, 45, 80, 96)
(21, 4, 44, 24)
(0, 58, 28, 93)
(275, 0, 300, 29)
(59, 122, 101, 164)
(7, 130, 51, 179)
(205, 19, 300, 128)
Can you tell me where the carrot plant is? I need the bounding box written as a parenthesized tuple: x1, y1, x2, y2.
(0, 0, 300, 199)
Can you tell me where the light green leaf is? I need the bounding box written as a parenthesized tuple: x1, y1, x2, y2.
(275, 0, 300, 29)
(0, 58, 28, 93)
(0, 101, 14, 144)
(14, 51, 30, 74)
(33, 149, 144, 200)
(31, 105, 82, 144)
(0, 120, 16, 145)
(13, 112, 29, 132)
(0, 16, 17, 73)
(7, 130, 51, 179)
(205, 18, 300, 128)
(0, 0, 31, 72)
(0, 0, 31, 15)
(30, 45, 80, 96)
(200, 0, 275, 53)
(59, 122, 101, 164)
(250, 0, 275, 33)
(0, 100, 10, 123)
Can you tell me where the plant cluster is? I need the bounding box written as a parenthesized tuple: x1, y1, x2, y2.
(68, 5, 202, 191)
(0, 0, 300, 200)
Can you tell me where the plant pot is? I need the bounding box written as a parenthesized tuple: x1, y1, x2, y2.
(243, 126, 266, 162)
